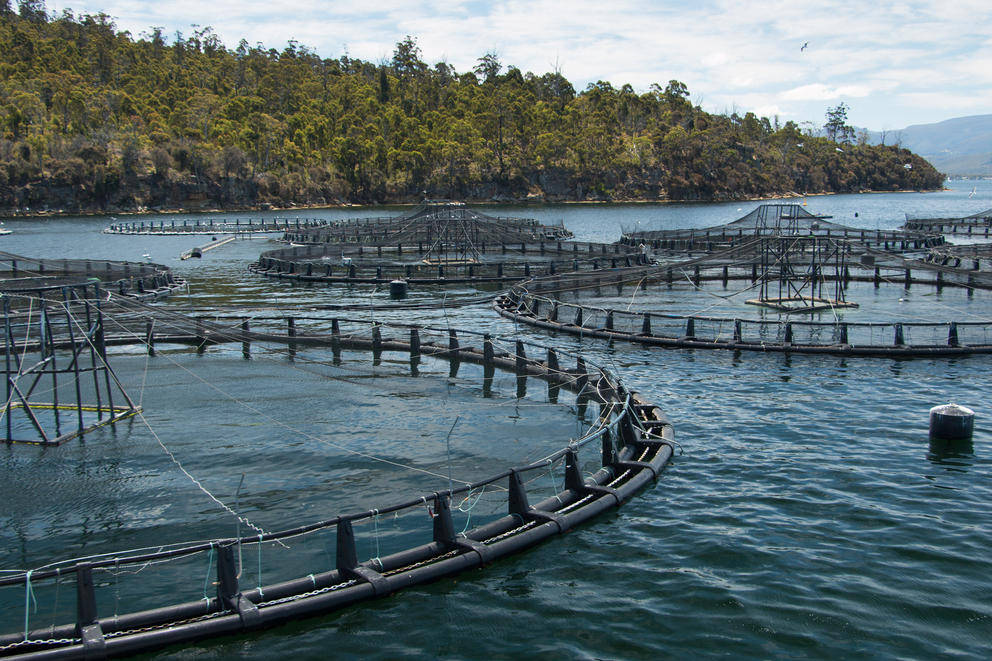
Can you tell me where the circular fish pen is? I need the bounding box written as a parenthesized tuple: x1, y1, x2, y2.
(280, 201, 573, 245)
(0, 252, 186, 303)
(495, 234, 992, 356)
(903, 207, 992, 237)
(250, 202, 644, 287)
(103, 217, 329, 236)
(622, 203, 943, 255)
(0, 311, 674, 659)
(924, 241, 992, 272)
(251, 239, 647, 286)
(0, 255, 182, 445)
(0, 283, 141, 446)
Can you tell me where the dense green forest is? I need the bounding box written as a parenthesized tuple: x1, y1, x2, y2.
(0, 1, 944, 214)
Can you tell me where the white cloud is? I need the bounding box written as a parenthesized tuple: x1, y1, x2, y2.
(56, 0, 992, 129)
(899, 91, 992, 114)
(781, 84, 872, 101)
(752, 105, 786, 120)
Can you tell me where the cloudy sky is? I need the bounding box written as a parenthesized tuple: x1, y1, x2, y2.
(54, 0, 990, 131)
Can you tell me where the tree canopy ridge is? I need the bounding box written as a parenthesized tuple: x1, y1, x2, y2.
(0, 8, 944, 214)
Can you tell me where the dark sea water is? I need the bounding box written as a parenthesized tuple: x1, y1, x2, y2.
(2, 181, 991, 659)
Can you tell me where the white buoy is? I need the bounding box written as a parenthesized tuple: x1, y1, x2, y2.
(929, 403, 974, 440)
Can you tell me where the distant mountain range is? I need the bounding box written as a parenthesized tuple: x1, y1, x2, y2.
(864, 114, 992, 177)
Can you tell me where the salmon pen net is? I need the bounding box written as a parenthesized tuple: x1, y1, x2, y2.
(0, 312, 674, 659)
(497, 231, 992, 356)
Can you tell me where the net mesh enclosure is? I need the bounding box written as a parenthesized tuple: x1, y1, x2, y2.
(103, 202, 574, 241)
(924, 242, 992, 272)
(495, 235, 992, 356)
(103, 217, 332, 235)
(279, 201, 573, 246)
(251, 238, 648, 286)
(249, 202, 647, 286)
(0, 251, 186, 302)
(0, 253, 185, 445)
(622, 203, 943, 255)
(904, 207, 992, 235)
(0, 284, 141, 446)
(0, 312, 674, 659)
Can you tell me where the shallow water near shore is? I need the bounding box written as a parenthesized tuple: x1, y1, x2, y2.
(2, 181, 991, 659)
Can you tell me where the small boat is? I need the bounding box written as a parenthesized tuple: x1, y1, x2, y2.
(0, 228, 12, 236)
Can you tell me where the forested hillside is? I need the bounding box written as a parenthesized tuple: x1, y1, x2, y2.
(0, 2, 944, 214)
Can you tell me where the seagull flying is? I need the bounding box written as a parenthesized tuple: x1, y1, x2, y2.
(801, 42, 808, 51)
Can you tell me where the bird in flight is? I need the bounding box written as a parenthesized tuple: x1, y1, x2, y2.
(801, 42, 808, 51)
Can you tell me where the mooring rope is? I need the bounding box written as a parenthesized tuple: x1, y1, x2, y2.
(457, 485, 487, 534)
(370, 510, 381, 569)
(135, 408, 275, 539)
(201, 544, 215, 605)
(47, 567, 61, 636)
(23, 570, 36, 641)
(256, 535, 264, 600)
(547, 459, 560, 498)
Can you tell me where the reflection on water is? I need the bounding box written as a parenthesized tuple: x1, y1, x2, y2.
(928, 435, 975, 465)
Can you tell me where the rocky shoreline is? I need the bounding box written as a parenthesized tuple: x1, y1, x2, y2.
(0, 188, 942, 220)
